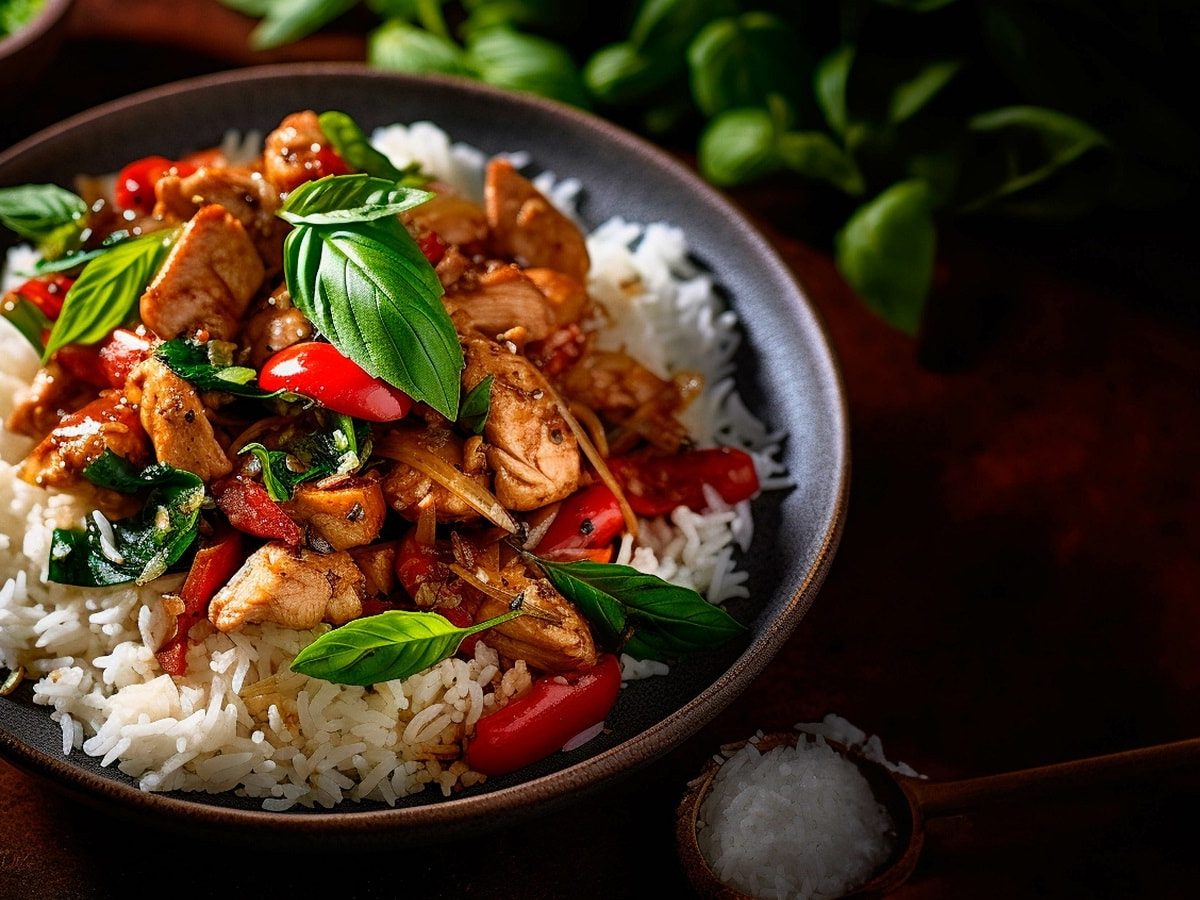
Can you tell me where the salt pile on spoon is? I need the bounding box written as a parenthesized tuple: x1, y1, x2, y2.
(696, 715, 920, 899)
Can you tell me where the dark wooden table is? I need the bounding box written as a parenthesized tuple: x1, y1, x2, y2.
(3, 3, 1199, 897)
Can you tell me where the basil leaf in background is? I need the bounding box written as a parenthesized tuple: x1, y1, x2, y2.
(34, 246, 106, 274)
(778, 131, 866, 195)
(41, 229, 176, 363)
(815, 45, 854, 138)
(366, 0, 417, 17)
(0, 184, 87, 242)
(241, 0, 358, 50)
(1, 297, 51, 354)
(240, 415, 370, 501)
(278, 173, 433, 225)
(48, 451, 205, 587)
(317, 112, 429, 186)
(583, 43, 661, 106)
(458, 374, 493, 435)
(698, 107, 780, 187)
(290, 607, 525, 685)
(835, 179, 936, 336)
(957, 106, 1113, 218)
(282, 214, 463, 419)
(535, 557, 745, 660)
(629, 0, 737, 58)
(465, 26, 590, 108)
(888, 59, 961, 125)
(368, 19, 473, 77)
(155, 339, 279, 398)
(37, 220, 86, 262)
(687, 13, 796, 117)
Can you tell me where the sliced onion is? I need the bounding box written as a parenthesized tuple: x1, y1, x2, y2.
(562, 720, 605, 752)
(376, 433, 518, 534)
(568, 401, 609, 458)
(448, 562, 516, 605)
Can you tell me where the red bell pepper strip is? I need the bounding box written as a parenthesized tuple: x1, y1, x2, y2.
(533, 484, 624, 561)
(258, 342, 414, 423)
(98, 328, 153, 389)
(467, 654, 622, 776)
(54, 344, 109, 388)
(213, 475, 302, 545)
(13, 274, 73, 320)
(418, 232, 446, 265)
(156, 530, 245, 676)
(115, 156, 197, 214)
(607, 447, 760, 517)
(393, 531, 451, 599)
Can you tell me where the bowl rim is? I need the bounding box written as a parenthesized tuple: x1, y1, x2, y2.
(0, 0, 73, 57)
(0, 62, 850, 835)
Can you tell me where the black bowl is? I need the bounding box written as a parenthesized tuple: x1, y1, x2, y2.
(0, 64, 848, 842)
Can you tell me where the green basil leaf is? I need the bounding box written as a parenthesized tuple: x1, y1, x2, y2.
(368, 19, 474, 77)
(37, 220, 86, 262)
(815, 45, 855, 137)
(465, 25, 590, 108)
(48, 451, 205, 586)
(42, 229, 175, 363)
(282, 216, 463, 419)
(582, 43, 662, 106)
(247, 0, 357, 50)
(155, 339, 280, 398)
(316, 113, 429, 187)
(290, 607, 524, 685)
(458, 373, 492, 435)
(698, 107, 781, 187)
(279, 173, 433, 225)
(888, 59, 961, 125)
(240, 415, 370, 501)
(0, 184, 87, 242)
(687, 13, 796, 118)
(835, 180, 936, 335)
(35, 228, 137, 274)
(778, 131, 866, 195)
(1, 297, 50, 354)
(957, 106, 1112, 218)
(535, 557, 746, 660)
(629, 0, 737, 56)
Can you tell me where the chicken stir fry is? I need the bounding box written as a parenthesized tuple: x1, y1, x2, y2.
(2, 111, 759, 773)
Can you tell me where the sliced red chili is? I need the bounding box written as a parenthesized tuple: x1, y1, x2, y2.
(156, 530, 245, 676)
(259, 342, 414, 423)
(534, 484, 624, 560)
(467, 654, 621, 776)
(115, 156, 197, 214)
(418, 232, 446, 265)
(98, 328, 153, 389)
(608, 447, 760, 517)
(13, 274, 74, 321)
(214, 475, 302, 545)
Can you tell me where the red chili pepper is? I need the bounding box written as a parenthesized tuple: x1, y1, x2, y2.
(13, 274, 74, 320)
(608, 447, 760, 517)
(418, 232, 446, 266)
(393, 531, 450, 598)
(115, 156, 197, 214)
(467, 654, 621, 776)
(311, 147, 351, 179)
(528, 323, 586, 377)
(534, 484, 624, 560)
(213, 476, 302, 545)
(439, 604, 483, 658)
(258, 342, 414, 423)
(54, 344, 109, 388)
(98, 328, 153, 388)
(156, 530, 245, 676)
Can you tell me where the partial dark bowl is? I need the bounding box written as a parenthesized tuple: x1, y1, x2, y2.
(0, 64, 848, 843)
(0, 0, 73, 94)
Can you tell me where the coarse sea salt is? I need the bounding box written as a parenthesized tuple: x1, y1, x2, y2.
(697, 717, 913, 900)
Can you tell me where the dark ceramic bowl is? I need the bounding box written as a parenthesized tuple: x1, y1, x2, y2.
(0, 0, 73, 91)
(0, 64, 848, 842)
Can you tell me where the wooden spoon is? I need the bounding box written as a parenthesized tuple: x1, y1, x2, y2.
(677, 731, 1200, 898)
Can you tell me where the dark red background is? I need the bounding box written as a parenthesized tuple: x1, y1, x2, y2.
(2, 3, 1198, 896)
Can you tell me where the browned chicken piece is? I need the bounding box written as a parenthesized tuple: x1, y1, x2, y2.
(474, 567, 597, 674)
(282, 475, 387, 551)
(153, 167, 288, 275)
(462, 335, 579, 510)
(18, 393, 152, 491)
(5, 361, 96, 441)
(434, 244, 472, 290)
(381, 425, 487, 523)
(349, 542, 398, 597)
(445, 263, 557, 343)
(404, 182, 489, 248)
(140, 205, 265, 343)
(524, 267, 590, 326)
(239, 284, 313, 369)
(485, 158, 589, 282)
(209, 542, 365, 632)
(125, 358, 232, 482)
(262, 111, 334, 194)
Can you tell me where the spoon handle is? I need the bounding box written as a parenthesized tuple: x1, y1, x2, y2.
(908, 736, 1200, 819)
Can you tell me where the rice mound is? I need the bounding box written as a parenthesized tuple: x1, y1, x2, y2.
(0, 122, 788, 809)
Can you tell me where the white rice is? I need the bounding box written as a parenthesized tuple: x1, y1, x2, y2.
(0, 121, 787, 808)
(698, 717, 915, 900)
